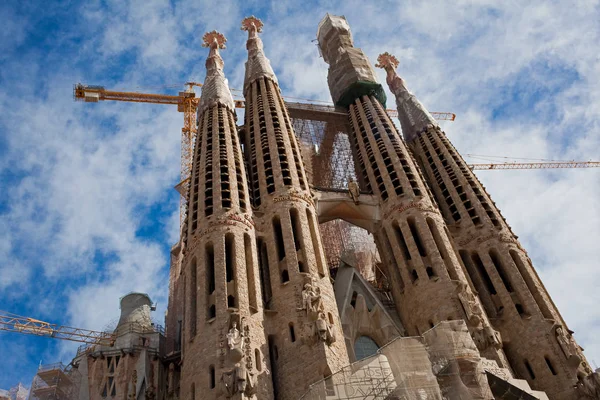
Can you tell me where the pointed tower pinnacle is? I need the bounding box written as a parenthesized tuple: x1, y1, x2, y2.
(241, 16, 278, 92)
(198, 30, 234, 115)
(376, 52, 438, 142)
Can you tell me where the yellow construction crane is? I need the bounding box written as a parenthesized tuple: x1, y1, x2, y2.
(470, 161, 600, 170)
(0, 310, 114, 346)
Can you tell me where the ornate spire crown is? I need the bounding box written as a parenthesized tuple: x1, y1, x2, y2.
(241, 16, 278, 92)
(376, 52, 438, 141)
(198, 30, 234, 114)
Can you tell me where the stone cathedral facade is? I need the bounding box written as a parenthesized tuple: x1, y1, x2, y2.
(151, 14, 600, 400)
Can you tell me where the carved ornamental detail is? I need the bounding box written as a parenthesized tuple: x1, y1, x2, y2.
(219, 314, 256, 398)
(299, 276, 336, 346)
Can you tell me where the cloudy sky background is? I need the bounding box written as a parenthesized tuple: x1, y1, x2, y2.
(1, 0, 599, 389)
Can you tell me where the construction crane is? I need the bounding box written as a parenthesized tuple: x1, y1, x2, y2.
(0, 310, 114, 346)
(74, 83, 456, 227)
(470, 161, 600, 170)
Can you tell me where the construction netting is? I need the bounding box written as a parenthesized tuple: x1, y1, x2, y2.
(289, 103, 379, 275)
(299, 321, 494, 400)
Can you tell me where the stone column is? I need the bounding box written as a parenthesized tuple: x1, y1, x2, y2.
(241, 16, 349, 399)
(179, 31, 272, 400)
(378, 51, 593, 398)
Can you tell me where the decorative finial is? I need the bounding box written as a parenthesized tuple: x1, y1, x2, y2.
(375, 52, 399, 70)
(241, 16, 263, 37)
(202, 30, 227, 49)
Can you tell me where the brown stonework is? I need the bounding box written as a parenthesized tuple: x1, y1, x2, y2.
(241, 16, 349, 399)
(380, 50, 593, 398)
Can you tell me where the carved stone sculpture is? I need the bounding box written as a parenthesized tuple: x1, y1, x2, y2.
(220, 363, 256, 399)
(555, 325, 582, 367)
(227, 322, 243, 350)
(315, 312, 336, 345)
(456, 282, 483, 327)
(301, 279, 323, 317)
(348, 177, 360, 204)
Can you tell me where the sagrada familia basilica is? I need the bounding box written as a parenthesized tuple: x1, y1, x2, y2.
(32, 13, 600, 400)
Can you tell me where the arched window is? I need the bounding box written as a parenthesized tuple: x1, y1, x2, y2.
(354, 336, 379, 361)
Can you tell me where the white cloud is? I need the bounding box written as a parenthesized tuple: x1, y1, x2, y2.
(0, 0, 599, 387)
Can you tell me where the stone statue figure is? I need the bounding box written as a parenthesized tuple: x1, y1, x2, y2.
(301, 280, 323, 316)
(456, 281, 483, 327)
(220, 363, 256, 398)
(227, 322, 243, 350)
(315, 312, 336, 345)
(348, 177, 360, 204)
(555, 326, 582, 367)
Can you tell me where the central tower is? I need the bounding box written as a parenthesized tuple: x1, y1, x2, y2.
(316, 14, 509, 367)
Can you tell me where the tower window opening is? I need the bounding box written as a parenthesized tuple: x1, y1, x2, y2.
(289, 323, 296, 342)
(298, 261, 306, 273)
(227, 295, 236, 308)
(206, 242, 216, 319)
(281, 269, 289, 283)
(411, 269, 419, 282)
(350, 291, 358, 308)
(189, 258, 197, 337)
(307, 209, 325, 276)
(191, 383, 196, 400)
(225, 234, 235, 283)
(510, 250, 553, 319)
(209, 366, 216, 389)
(407, 217, 427, 257)
(515, 303, 525, 315)
(472, 252, 497, 294)
(255, 349, 262, 371)
(524, 360, 536, 380)
(489, 250, 513, 292)
(244, 234, 258, 313)
(545, 357, 557, 375)
(257, 238, 272, 307)
(273, 216, 286, 261)
(393, 221, 411, 261)
(208, 305, 216, 319)
(426, 266, 435, 279)
(290, 208, 302, 251)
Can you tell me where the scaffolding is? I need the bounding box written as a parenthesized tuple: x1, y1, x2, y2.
(300, 321, 494, 400)
(289, 104, 379, 274)
(29, 363, 81, 400)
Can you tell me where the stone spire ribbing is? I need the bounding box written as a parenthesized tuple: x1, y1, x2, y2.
(242, 16, 278, 92)
(198, 31, 234, 115)
(376, 52, 438, 142)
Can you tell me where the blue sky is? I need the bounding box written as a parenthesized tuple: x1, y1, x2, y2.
(1, 0, 599, 389)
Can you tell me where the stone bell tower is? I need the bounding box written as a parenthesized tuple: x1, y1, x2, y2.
(316, 14, 510, 367)
(240, 16, 349, 400)
(377, 51, 593, 399)
(179, 31, 273, 400)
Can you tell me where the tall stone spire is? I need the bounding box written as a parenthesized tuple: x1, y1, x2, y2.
(375, 52, 438, 142)
(242, 16, 278, 92)
(317, 14, 510, 371)
(380, 51, 594, 398)
(240, 16, 349, 399)
(198, 31, 234, 115)
(179, 31, 273, 400)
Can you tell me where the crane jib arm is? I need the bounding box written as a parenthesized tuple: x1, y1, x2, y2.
(74, 84, 192, 106)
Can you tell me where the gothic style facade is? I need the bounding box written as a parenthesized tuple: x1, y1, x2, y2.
(153, 14, 598, 400)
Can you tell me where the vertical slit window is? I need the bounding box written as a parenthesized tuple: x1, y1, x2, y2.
(524, 360, 536, 380)
(545, 357, 557, 375)
(204, 108, 214, 216)
(510, 250, 553, 319)
(209, 366, 216, 388)
(307, 209, 325, 276)
(225, 234, 235, 283)
(289, 323, 296, 342)
(189, 258, 197, 337)
(472, 252, 497, 294)
(489, 250, 513, 292)
(255, 349, 262, 371)
(257, 238, 272, 307)
(191, 383, 195, 400)
(290, 208, 302, 251)
(245, 234, 258, 313)
(206, 243, 216, 319)
(273, 216, 286, 261)
(427, 217, 457, 280)
(407, 217, 427, 257)
(393, 221, 411, 261)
